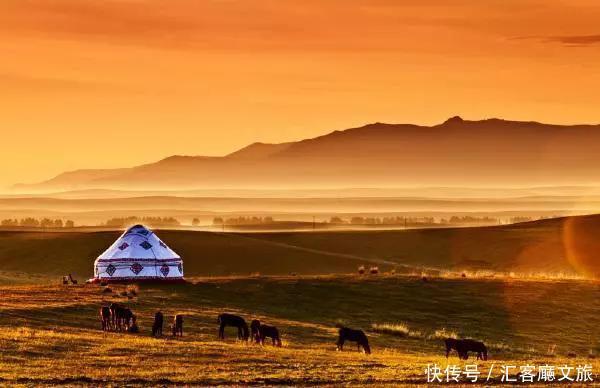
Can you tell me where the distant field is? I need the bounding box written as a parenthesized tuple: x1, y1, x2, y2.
(0, 276, 598, 385)
(0, 214, 599, 282)
(0, 193, 594, 227)
(1, 214, 599, 385)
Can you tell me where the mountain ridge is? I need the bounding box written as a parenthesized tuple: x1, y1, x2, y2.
(14, 116, 600, 192)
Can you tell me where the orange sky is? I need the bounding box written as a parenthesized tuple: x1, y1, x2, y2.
(1, 0, 600, 189)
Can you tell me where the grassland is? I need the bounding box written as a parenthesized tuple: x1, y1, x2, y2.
(0, 217, 599, 385)
(0, 276, 598, 385)
(1, 214, 599, 282)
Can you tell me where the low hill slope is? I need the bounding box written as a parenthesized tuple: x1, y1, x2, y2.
(0, 231, 371, 281)
(0, 214, 598, 281)
(245, 214, 600, 277)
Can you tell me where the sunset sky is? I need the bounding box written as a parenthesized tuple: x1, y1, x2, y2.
(1, 0, 600, 189)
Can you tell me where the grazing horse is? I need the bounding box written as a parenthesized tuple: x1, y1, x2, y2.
(121, 308, 134, 331)
(336, 325, 371, 354)
(445, 338, 488, 360)
(127, 314, 139, 333)
(109, 303, 132, 331)
(152, 311, 164, 337)
(250, 319, 282, 347)
(109, 303, 125, 331)
(172, 315, 183, 337)
(218, 313, 249, 341)
(100, 306, 111, 331)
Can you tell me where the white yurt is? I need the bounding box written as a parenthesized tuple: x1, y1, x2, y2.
(92, 224, 184, 283)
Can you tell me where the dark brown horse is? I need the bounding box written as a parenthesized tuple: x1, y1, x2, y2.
(109, 303, 133, 331)
(152, 311, 164, 337)
(172, 314, 183, 337)
(127, 314, 139, 333)
(121, 308, 134, 331)
(109, 303, 124, 331)
(250, 319, 282, 347)
(445, 338, 488, 360)
(218, 313, 249, 341)
(100, 306, 111, 331)
(336, 325, 371, 354)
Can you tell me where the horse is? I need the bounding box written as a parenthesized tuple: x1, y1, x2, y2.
(109, 303, 132, 331)
(336, 325, 371, 354)
(127, 314, 139, 333)
(218, 313, 249, 341)
(121, 308, 134, 331)
(100, 306, 111, 331)
(445, 338, 488, 360)
(250, 319, 282, 347)
(172, 314, 183, 337)
(109, 303, 125, 331)
(152, 311, 164, 337)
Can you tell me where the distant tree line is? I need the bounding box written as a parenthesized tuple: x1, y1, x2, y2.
(0, 218, 75, 228)
(212, 216, 275, 226)
(328, 215, 552, 226)
(330, 216, 438, 226)
(105, 216, 181, 228)
(509, 216, 533, 223)
(441, 216, 499, 225)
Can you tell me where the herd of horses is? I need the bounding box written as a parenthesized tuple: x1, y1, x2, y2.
(100, 303, 137, 332)
(99, 305, 486, 359)
(99, 304, 182, 336)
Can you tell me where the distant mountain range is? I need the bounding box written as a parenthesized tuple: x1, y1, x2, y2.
(15, 116, 600, 192)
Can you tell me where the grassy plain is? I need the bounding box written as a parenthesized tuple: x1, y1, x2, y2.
(0, 276, 598, 385)
(0, 218, 599, 385)
(1, 214, 600, 282)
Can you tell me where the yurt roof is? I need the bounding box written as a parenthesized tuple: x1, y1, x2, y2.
(96, 224, 181, 261)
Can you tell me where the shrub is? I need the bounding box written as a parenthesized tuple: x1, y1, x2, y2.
(371, 322, 423, 338)
(429, 327, 458, 340)
(127, 285, 139, 296)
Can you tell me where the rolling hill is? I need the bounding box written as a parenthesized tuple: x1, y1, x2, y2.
(1, 214, 599, 282)
(15, 116, 600, 191)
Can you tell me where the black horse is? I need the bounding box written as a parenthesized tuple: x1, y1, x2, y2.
(250, 319, 282, 347)
(152, 311, 164, 337)
(445, 338, 488, 360)
(109, 303, 134, 332)
(218, 313, 249, 341)
(127, 314, 139, 333)
(100, 306, 111, 331)
(121, 308, 134, 331)
(336, 325, 371, 354)
(109, 303, 125, 331)
(172, 314, 183, 337)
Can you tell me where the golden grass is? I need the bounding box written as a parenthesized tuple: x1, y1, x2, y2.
(430, 328, 459, 340)
(0, 277, 598, 385)
(1, 221, 600, 281)
(371, 323, 423, 339)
